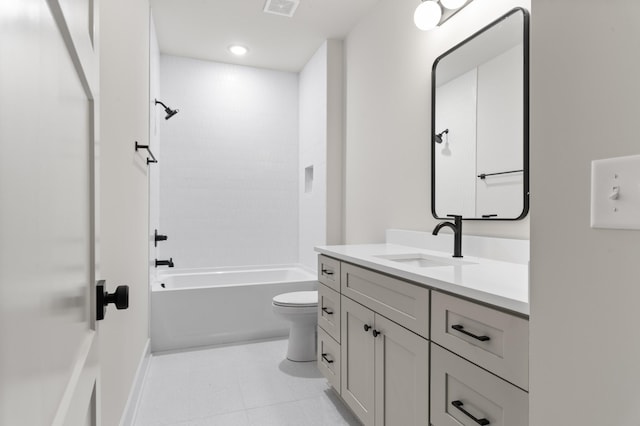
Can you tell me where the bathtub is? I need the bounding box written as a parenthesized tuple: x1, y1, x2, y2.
(150, 265, 318, 352)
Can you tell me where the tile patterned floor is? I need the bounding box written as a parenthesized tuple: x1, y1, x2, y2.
(133, 339, 361, 426)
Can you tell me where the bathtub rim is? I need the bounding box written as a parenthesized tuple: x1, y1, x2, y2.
(153, 263, 318, 292)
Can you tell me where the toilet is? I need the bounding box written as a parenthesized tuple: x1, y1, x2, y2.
(272, 290, 318, 362)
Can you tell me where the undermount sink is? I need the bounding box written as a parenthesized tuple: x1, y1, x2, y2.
(374, 253, 477, 268)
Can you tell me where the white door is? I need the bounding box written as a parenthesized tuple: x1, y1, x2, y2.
(0, 0, 101, 424)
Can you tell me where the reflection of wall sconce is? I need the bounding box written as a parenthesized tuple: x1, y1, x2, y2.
(414, 0, 475, 31)
(434, 129, 449, 143)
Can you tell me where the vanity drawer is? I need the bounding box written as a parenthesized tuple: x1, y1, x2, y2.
(318, 283, 341, 342)
(431, 343, 528, 426)
(317, 326, 341, 392)
(341, 262, 429, 338)
(318, 255, 341, 292)
(431, 291, 529, 390)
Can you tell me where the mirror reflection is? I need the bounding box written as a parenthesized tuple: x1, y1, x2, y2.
(432, 8, 529, 220)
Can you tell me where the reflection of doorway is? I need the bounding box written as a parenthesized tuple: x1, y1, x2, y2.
(0, 1, 101, 423)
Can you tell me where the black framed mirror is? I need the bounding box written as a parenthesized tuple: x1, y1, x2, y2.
(431, 7, 529, 220)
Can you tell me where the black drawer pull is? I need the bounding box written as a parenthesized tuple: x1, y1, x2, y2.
(321, 269, 334, 276)
(321, 353, 334, 364)
(451, 324, 490, 342)
(364, 324, 371, 332)
(372, 329, 381, 337)
(322, 307, 334, 315)
(452, 400, 490, 425)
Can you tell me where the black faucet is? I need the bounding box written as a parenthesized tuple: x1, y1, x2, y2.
(432, 215, 463, 258)
(155, 258, 174, 268)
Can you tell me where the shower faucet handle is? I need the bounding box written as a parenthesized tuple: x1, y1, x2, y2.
(154, 229, 168, 247)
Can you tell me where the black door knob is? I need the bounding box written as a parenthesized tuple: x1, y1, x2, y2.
(96, 280, 129, 321)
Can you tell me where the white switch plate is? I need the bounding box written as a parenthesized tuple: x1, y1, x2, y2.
(591, 154, 640, 230)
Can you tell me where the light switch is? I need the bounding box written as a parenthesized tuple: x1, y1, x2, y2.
(590, 154, 640, 230)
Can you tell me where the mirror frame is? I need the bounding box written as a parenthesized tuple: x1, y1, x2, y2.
(431, 7, 530, 221)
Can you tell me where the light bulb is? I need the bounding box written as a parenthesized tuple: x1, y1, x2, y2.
(440, 0, 467, 9)
(228, 45, 248, 56)
(414, 0, 442, 31)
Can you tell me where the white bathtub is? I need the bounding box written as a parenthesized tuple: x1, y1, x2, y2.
(151, 265, 318, 352)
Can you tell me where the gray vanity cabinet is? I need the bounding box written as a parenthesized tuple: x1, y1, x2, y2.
(341, 295, 430, 426)
(316, 254, 528, 426)
(317, 255, 342, 392)
(430, 291, 529, 426)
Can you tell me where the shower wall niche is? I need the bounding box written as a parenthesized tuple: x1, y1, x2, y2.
(152, 41, 343, 271)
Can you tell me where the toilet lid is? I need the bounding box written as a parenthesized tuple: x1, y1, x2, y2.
(273, 291, 318, 307)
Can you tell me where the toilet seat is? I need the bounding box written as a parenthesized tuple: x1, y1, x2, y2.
(272, 291, 318, 308)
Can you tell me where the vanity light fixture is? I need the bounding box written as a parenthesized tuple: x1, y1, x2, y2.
(228, 45, 249, 56)
(414, 0, 475, 31)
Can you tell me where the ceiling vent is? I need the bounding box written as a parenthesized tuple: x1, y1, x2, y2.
(263, 0, 300, 18)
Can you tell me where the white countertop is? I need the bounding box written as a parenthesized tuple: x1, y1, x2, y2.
(315, 243, 529, 316)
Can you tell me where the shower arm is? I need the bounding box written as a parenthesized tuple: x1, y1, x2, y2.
(154, 99, 169, 109)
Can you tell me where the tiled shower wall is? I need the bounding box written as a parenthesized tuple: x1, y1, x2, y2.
(158, 55, 299, 269)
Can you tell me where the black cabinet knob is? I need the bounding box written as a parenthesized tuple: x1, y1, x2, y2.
(372, 329, 381, 337)
(96, 280, 129, 321)
(363, 324, 371, 332)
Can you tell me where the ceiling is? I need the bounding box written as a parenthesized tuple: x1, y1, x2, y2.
(150, 0, 381, 72)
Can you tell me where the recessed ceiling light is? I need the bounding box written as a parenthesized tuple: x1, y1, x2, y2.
(228, 45, 249, 56)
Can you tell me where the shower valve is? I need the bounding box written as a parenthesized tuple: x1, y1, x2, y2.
(154, 229, 168, 247)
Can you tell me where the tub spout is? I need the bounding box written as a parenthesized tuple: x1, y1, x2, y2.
(155, 258, 174, 268)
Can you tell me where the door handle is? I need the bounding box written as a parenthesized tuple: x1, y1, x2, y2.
(96, 280, 129, 321)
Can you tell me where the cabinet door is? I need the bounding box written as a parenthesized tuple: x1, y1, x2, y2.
(431, 343, 528, 426)
(318, 327, 341, 392)
(318, 254, 341, 292)
(341, 296, 376, 426)
(431, 291, 529, 390)
(374, 314, 429, 426)
(318, 283, 341, 342)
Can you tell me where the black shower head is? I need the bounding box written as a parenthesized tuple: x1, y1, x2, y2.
(434, 128, 449, 143)
(155, 99, 179, 120)
(164, 107, 179, 120)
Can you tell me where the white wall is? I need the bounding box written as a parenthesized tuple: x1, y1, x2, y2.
(99, 0, 150, 425)
(150, 13, 161, 285)
(476, 45, 524, 217)
(530, 1, 640, 424)
(434, 69, 478, 217)
(298, 40, 344, 270)
(299, 43, 328, 269)
(159, 56, 299, 269)
(344, 0, 530, 243)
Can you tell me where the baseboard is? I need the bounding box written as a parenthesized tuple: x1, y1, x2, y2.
(119, 338, 151, 426)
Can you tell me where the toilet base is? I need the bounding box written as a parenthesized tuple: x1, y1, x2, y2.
(286, 320, 317, 362)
